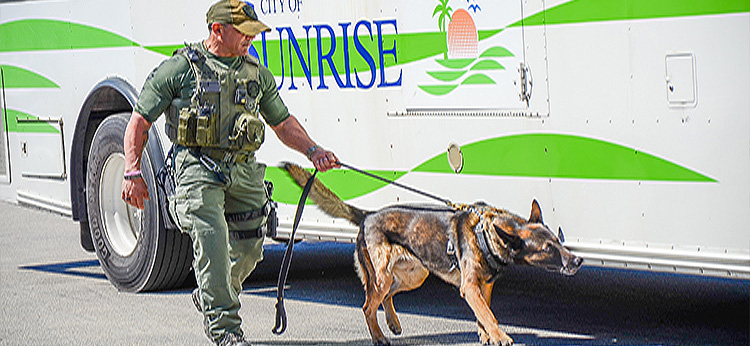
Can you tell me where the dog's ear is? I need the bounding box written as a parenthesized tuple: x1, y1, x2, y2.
(529, 199, 543, 223)
(493, 223, 524, 252)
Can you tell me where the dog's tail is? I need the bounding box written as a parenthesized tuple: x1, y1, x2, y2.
(282, 162, 368, 225)
(283, 162, 374, 287)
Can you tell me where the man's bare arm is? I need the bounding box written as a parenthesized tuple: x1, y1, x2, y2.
(121, 112, 152, 209)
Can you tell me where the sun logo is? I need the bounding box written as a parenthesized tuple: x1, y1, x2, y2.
(447, 9, 478, 59)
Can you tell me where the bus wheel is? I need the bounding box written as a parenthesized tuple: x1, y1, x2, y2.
(86, 112, 193, 292)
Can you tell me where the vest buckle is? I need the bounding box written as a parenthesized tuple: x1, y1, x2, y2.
(223, 151, 237, 164)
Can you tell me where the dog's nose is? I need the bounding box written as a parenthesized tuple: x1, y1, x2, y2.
(573, 256, 583, 267)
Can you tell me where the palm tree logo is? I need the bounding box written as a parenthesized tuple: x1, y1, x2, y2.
(420, 0, 514, 96)
(433, 0, 453, 60)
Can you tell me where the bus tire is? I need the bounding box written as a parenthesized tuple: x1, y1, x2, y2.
(86, 112, 193, 292)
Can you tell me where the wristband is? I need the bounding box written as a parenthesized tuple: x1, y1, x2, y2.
(124, 170, 142, 180)
(306, 145, 320, 160)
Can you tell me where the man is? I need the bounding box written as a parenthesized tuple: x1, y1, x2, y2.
(120, 1, 339, 345)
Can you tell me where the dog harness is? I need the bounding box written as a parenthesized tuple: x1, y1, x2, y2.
(448, 204, 509, 283)
(323, 164, 511, 282)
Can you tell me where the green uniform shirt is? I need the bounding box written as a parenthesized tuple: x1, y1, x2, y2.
(135, 42, 290, 127)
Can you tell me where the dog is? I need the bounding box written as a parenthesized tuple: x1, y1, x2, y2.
(284, 163, 583, 346)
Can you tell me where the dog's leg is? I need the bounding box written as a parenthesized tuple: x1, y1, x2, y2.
(382, 295, 401, 335)
(461, 276, 513, 346)
(477, 281, 495, 345)
(382, 246, 430, 336)
(362, 241, 395, 346)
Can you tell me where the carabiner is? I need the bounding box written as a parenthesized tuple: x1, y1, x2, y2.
(199, 154, 228, 184)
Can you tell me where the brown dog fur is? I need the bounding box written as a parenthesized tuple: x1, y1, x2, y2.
(284, 163, 582, 346)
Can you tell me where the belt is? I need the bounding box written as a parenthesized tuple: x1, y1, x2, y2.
(197, 147, 254, 165)
(180, 146, 254, 184)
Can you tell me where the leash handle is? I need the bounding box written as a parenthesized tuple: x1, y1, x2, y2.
(272, 169, 318, 335)
(335, 161, 453, 206)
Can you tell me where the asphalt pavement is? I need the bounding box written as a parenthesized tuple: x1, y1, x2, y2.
(0, 201, 748, 346)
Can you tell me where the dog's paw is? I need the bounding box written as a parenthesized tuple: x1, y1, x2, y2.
(387, 321, 402, 335)
(493, 334, 514, 346)
(478, 330, 490, 345)
(372, 336, 391, 346)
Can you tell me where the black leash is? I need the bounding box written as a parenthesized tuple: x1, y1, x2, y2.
(335, 161, 453, 206)
(272, 161, 453, 335)
(271, 168, 318, 335)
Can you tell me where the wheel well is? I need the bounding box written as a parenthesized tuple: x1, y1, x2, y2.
(70, 77, 137, 223)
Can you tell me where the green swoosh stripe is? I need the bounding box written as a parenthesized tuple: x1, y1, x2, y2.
(1, 65, 59, 88)
(257, 29, 503, 78)
(479, 47, 514, 58)
(512, 0, 750, 27)
(144, 45, 183, 56)
(414, 133, 715, 182)
(0, 19, 139, 52)
(145, 29, 505, 78)
(267, 134, 714, 205)
(426, 70, 467, 82)
(4, 109, 60, 134)
(417, 85, 458, 96)
(461, 74, 495, 85)
(470, 60, 504, 71)
(436, 58, 475, 69)
(266, 166, 408, 205)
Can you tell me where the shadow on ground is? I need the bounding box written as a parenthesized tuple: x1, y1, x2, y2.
(20, 241, 750, 345)
(249, 241, 750, 346)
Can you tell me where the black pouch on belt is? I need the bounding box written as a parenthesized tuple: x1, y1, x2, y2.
(225, 180, 278, 239)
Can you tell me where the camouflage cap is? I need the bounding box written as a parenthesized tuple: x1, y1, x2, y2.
(207, 0, 271, 37)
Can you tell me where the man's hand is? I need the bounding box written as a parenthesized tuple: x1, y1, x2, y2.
(122, 177, 150, 210)
(309, 147, 339, 172)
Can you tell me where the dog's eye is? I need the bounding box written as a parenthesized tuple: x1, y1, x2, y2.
(544, 244, 554, 253)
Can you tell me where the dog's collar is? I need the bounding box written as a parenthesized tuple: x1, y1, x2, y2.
(473, 214, 506, 282)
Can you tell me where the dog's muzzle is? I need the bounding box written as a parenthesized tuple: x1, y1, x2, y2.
(561, 256, 583, 276)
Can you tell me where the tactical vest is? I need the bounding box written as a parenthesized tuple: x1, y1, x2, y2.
(165, 43, 265, 152)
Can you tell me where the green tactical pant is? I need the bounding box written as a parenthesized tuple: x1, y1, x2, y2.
(169, 146, 267, 343)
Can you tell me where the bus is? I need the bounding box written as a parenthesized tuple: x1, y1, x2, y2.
(1, 0, 748, 292)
